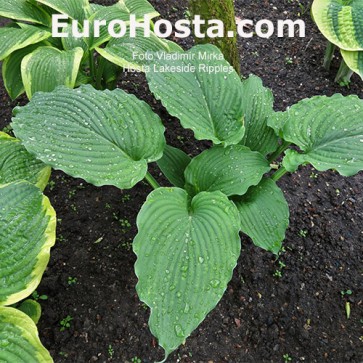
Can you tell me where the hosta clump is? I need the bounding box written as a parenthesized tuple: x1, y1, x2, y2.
(0, 132, 56, 361)
(0, 0, 179, 99)
(312, 0, 363, 84)
(10, 45, 363, 361)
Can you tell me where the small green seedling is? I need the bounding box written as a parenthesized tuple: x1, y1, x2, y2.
(131, 357, 142, 363)
(341, 289, 352, 297)
(108, 344, 114, 359)
(298, 229, 308, 238)
(60, 315, 73, 332)
(67, 277, 77, 286)
(32, 291, 48, 301)
(283, 353, 292, 362)
(285, 57, 293, 65)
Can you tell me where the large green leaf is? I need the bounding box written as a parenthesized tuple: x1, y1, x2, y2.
(0, 182, 56, 306)
(21, 46, 84, 99)
(0, 0, 50, 25)
(157, 145, 191, 188)
(233, 178, 289, 255)
(341, 49, 363, 80)
(184, 145, 270, 197)
(0, 24, 50, 61)
(2, 43, 41, 100)
(12, 85, 166, 189)
(96, 28, 170, 71)
(146, 45, 245, 146)
(133, 188, 241, 358)
(268, 94, 363, 176)
(36, 0, 89, 20)
(0, 307, 52, 362)
(240, 75, 279, 156)
(312, 0, 363, 51)
(0, 132, 51, 191)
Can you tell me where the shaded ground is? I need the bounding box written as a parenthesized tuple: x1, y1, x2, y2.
(0, 0, 362, 362)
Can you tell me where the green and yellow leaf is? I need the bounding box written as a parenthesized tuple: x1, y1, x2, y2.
(312, 0, 363, 50)
(0, 182, 56, 306)
(0, 306, 52, 362)
(0, 24, 50, 61)
(0, 132, 51, 190)
(341, 49, 363, 80)
(0, 0, 50, 25)
(21, 46, 84, 99)
(36, 0, 89, 21)
(96, 28, 170, 71)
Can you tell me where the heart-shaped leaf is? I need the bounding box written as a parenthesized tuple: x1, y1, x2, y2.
(312, 0, 363, 50)
(133, 188, 241, 358)
(0, 0, 50, 25)
(146, 44, 245, 146)
(0, 307, 52, 362)
(0, 182, 56, 306)
(0, 132, 51, 191)
(21, 46, 84, 99)
(184, 145, 270, 197)
(233, 178, 289, 254)
(268, 94, 363, 176)
(240, 75, 279, 156)
(0, 24, 50, 61)
(12, 85, 166, 189)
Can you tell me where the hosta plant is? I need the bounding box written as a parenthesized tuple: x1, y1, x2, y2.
(0, 0, 179, 99)
(312, 0, 363, 85)
(0, 132, 56, 361)
(9, 45, 363, 361)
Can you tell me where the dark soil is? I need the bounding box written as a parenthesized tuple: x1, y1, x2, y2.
(1, 0, 363, 362)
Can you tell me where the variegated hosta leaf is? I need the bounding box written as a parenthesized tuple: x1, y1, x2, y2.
(312, 0, 363, 50)
(268, 94, 363, 176)
(12, 85, 166, 189)
(2, 43, 40, 100)
(156, 145, 191, 188)
(36, 0, 89, 21)
(134, 188, 241, 358)
(184, 145, 270, 197)
(233, 178, 289, 255)
(0, 24, 50, 61)
(88, 4, 136, 49)
(0, 0, 50, 25)
(61, 23, 89, 56)
(0, 182, 56, 306)
(0, 307, 53, 362)
(240, 75, 279, 156)
(146, 44, 245, 146)
(96, 28, 170, 71)
(0, 132, 51, 191)
(341, 49, 363, 80)
(118, 0, 159, 19)
(21, 46, 84, 99)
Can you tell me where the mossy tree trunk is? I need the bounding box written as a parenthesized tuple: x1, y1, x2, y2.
(189, 0, 240, 75)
